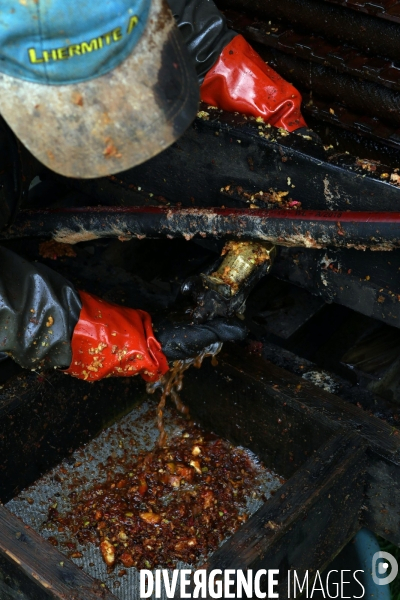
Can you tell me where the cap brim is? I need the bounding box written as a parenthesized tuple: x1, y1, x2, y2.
(0, 0, 199, 179)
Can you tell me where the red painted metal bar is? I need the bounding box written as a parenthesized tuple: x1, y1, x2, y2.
(2, 207, 400, 249)
(9, 206, 400, 221)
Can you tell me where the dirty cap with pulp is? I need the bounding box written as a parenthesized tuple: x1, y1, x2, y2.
(0, 0, 199, 178)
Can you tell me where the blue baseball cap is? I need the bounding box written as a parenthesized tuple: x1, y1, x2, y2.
(0, 0, 199, 178)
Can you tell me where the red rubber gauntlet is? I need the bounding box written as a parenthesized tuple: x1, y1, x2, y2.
(64, 291, 169, 382)
(200, 35, 307, 132)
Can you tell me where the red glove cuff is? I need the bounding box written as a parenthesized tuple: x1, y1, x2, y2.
(200, 34, 307, 132)
(64, 291, 169, 382)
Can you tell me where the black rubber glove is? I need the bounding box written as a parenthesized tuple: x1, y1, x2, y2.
(153, 316, 247, 362)
(167, 0, 236, 81)
(0, 247, 81, 370)
(181, 266, 270, 324)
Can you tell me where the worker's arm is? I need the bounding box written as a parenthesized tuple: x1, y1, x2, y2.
(168, 0, 308, 132)
(167, 0, 236, 80)
(0, 247, 246, 381)
(0, 247, 81, 370)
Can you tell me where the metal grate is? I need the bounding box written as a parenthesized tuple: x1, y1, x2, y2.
(6, 400, 283, 599)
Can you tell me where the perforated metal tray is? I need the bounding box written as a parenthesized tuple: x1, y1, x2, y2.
(6, 399, 283, 599)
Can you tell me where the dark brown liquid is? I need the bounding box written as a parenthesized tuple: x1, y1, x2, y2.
(147, 343, 223, 447)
